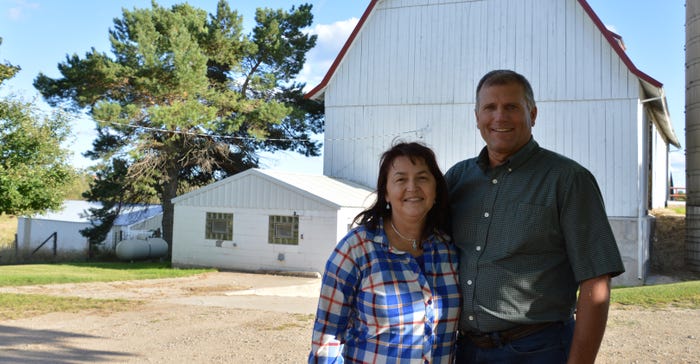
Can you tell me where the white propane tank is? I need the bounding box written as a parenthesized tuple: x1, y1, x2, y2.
(116, 238, 168, 261)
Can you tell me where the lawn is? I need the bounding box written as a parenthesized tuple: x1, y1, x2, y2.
(0, 262, 215, 320)
(0, 262, 698, 323)
(611, 280, 700, 309)
(0, 262, 214, 286)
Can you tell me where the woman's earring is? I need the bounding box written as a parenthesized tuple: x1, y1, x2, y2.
(386, 202, 390, 210)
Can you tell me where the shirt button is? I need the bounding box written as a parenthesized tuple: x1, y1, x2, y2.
(508, 168, 513, 172)
(483, 212, 490, 218)
(467, 280, 473, 285)
(492, 179, 498, 184)
(468, 315, 474, 321)
(476, 246, 482, 251)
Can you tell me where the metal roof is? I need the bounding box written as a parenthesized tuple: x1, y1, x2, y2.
(172, 168, 375, 209)
(256, 169, 375, 208)
(25, 200, 162, 226)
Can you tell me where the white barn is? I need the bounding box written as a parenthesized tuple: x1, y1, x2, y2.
(305, 0, 681, 286)
(16, 200, 163, 257)
(170, 169, 374, 274)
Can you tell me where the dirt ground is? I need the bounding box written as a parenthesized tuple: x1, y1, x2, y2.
(1, 271, 698, 364)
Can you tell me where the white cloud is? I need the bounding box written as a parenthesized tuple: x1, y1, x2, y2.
(7, 0, 39, 21)
(298, 17, 359, 91)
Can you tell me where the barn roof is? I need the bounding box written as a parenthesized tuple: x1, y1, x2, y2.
(24, 200, 162, 226)
(171, 168, 375, 209)
(304, 0, 680, 147)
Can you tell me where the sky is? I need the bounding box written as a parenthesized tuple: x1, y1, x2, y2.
(0, 0, 688, 186)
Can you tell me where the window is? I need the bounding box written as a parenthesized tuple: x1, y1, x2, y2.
(206, 212, 233, 240)
(269, 215, 299, 245)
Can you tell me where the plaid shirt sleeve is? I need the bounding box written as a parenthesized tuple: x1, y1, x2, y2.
(308, 230, 362, 363)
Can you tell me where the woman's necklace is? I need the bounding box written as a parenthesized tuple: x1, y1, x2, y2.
(390, 221, 419, 250)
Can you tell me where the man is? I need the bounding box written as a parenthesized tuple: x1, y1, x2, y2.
(445, 69, 625, 363)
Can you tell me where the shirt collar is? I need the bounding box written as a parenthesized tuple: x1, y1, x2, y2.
(476, 137, 539, 172)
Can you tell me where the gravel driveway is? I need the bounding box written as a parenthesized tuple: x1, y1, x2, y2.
(1, 271, 698, 363)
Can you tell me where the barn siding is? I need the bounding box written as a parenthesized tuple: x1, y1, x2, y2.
(322, 0, 645, 218)
(650, 121, 670, 208)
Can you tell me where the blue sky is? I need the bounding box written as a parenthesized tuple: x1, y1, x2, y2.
(0, 0, 687, 185)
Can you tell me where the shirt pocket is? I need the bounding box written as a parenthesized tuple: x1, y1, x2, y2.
(502, 202, 561, 254)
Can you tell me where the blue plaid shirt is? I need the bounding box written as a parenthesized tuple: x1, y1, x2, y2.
(309, 220, 461, 363)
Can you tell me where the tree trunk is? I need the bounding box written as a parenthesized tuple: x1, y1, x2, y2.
(161, 165, 179, 259)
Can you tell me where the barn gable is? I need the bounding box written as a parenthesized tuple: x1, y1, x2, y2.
(302, 0, 681, 285)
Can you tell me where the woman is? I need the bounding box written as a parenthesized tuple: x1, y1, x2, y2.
(309, 142, 460, 363)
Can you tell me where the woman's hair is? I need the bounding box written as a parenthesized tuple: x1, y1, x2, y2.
(354, 141, 450, 237)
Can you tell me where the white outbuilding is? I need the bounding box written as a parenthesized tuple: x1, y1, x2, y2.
(16, 200, 162, 257)
(171, 168, 374, 274)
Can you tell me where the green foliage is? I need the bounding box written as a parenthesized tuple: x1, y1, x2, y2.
(0, 98, 76, 215)
(0, 38, 76, 216)
(63, 171, 94, 200)
(0, 38, 21, 84)
(34, 1, 322, 253)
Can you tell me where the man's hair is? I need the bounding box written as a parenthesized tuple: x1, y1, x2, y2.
(475, 69, 536, 110)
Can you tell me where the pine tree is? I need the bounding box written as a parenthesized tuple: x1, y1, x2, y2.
(34, 1, 322, 256)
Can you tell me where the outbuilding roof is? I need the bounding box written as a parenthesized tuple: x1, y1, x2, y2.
(24, 200, 162, 226)
(171, 168, 375, 209)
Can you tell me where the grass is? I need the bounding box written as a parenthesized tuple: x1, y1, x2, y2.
(0, 262, 215, 321)
(0, 293, 142, 321)
(610, 280, 700, 309)
(667, 205, 686, 215)
(1, 262, 698, 322)
(0, 262, 214, 286)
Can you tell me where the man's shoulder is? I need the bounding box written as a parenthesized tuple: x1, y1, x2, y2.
(446, 157, 479, 175)
(536, 147, 589, 174)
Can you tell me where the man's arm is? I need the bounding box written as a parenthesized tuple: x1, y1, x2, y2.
(567, 274, 612, 364)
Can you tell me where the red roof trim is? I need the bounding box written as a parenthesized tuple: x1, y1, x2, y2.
(304, 0, 379, 99)
(304, 0, 662, 99)
(577, 0, 662, 88)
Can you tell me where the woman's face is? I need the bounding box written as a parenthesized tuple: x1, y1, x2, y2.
(385, 156, 436, 225)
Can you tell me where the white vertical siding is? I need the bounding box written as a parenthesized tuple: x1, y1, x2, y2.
(172, 206, 340, 273)
(650, 120, 670, 208)
(16, 219, 89, 253)
(322, 0, 651, 217)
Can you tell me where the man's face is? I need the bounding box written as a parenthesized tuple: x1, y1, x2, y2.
(475, 83, 537, 165)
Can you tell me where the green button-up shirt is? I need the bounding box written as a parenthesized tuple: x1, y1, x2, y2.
(445, 138, 625, 333)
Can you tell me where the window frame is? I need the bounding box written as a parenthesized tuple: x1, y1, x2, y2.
(205, 212, 233, 241)
(268, 215, 299, 245)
